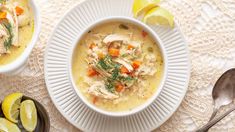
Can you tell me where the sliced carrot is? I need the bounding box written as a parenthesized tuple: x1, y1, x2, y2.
(142, 30, 148, 38)
(87, 67, 98, 77)
(98, 52, 105, 59)
(108, 48, 120, 57)
(127, 44, 134, 50)
(115, 83, 124, 92)
(93, 96, 98, 104)
(120, 66, 129, 74)
(0, 12, 7, 19)
(89, 43, 96, 50)
(132, 60, 141, 69)
(15, 6, 24, 16)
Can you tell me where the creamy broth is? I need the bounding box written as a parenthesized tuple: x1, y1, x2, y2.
(0, 0, 34, 65)
(72, 22, 163, 112)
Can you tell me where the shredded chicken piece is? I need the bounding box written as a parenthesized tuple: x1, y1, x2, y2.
(0, 4, 19, 55)
(136, 54, 157, 76)
(2, 4, 19, 46)
(0, 24, 8, 55)
(103, 34, 129, 44)
(114, 58, 133, 72)
(92, 66, 111, 77)
(128, 40, 141, 48)
(0, 25, 7, 37)
(88, 81, 119, 99)
(11, 0, 31, 27)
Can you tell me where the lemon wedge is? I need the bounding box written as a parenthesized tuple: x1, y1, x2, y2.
(0, 118, 20, 132)
(143, 7, 174, 27)
(2, 93, 23, 123)
(20, 100, 37, 131)
(132, 0, 160, 17)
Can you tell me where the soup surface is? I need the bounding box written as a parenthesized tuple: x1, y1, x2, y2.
(72, 22, 164, 112)
(0, 0, 34, 65)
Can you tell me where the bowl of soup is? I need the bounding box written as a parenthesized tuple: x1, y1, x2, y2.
(71, 16, 167, 116)
(0, 0, 40, 74)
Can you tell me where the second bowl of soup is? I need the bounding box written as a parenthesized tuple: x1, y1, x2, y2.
(0, 0, 40, 74)
(71, 17, 167, 116)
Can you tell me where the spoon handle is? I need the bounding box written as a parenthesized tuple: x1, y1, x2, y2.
(209, 107, 218, 121)
(196, 105, 235, 132)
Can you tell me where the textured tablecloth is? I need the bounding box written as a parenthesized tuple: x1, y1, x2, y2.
(1, 0, 235, 131)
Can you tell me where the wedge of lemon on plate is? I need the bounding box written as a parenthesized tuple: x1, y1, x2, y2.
(132, 0, 160, 17)
(0, 118, 20, 132)
(2, 92, 23, 123)
(20, 100, 37, 131)
(143, 6, 174, 28)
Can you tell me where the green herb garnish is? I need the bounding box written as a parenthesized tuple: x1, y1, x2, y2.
(97, 55, 116, 70)
(121, 53, 129, 57)
(97, 59, 110, 70)
(3, 23, 13, 51)
(105, 80, 115, 93)
(111, 67, 119, 80)
(96, 55, 136, 92)
(119, 76, 135, 82)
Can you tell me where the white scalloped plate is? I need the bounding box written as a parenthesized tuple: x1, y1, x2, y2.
(44, 0, 190, 131)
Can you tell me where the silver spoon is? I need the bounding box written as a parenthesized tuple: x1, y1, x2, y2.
(209, 68, 235, 121)
(196, 68, 235, 132)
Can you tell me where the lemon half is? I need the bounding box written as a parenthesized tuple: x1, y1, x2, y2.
(143, 7, 174, 27)
(0, 118, 20, 132)
(20, 100, 37, 131)
(2, 93, 23, 123)
(132, 0, 160, 17)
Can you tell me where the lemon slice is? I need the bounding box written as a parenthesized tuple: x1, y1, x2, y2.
(132, 0, 160, 17)
(144, 7, 174, 28)
(0, 118, 20, 132)
(2, 92, 23, 123)
(20, 100, 37, 131)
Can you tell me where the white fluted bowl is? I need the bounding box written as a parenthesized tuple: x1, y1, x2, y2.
(70, 16, 168, 117)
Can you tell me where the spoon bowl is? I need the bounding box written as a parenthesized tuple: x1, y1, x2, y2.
(210, 68, 235, 120)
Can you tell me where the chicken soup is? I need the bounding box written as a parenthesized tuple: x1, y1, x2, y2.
(72, 22, 164, 112)
(0, 0, 34, 65)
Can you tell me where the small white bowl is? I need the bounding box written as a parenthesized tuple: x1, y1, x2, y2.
(70, 16, 168, 117)
(0, 0, 41, 74)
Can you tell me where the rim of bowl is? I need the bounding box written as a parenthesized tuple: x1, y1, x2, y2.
(69, 16, 168, 117)
(0, 0, 41, 73)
